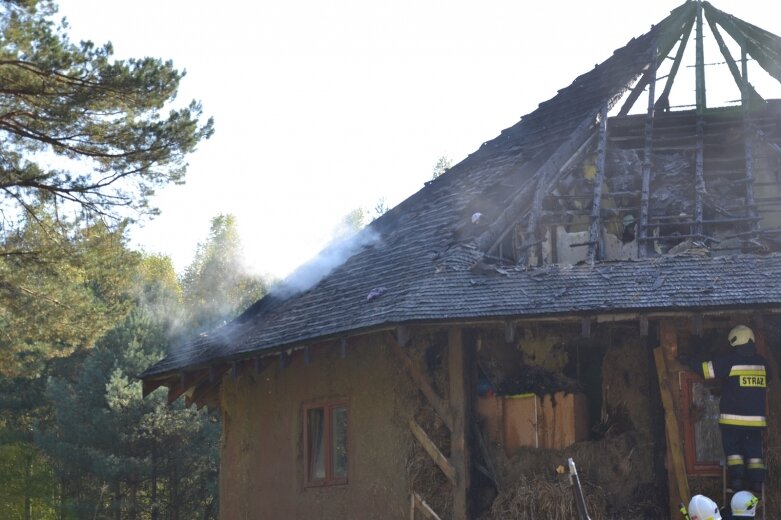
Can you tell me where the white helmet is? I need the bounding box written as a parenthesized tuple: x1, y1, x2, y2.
(728, 325, 755, 347)
(688, 494, 722, 520)
(731, 490, 758, 517)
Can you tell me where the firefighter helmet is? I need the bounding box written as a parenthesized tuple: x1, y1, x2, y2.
(731, 490, 758, 517)
(688, 494, 722, 520)
(728, 325, 755, 347)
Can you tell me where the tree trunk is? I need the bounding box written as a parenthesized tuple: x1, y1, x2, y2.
(23, 452, 33, 520)
(113, 480, 121, 520)
(151, 448, 159, 520)
(129, 481, 137, 520)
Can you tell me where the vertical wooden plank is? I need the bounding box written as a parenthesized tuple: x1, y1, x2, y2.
(448, 327, 469, 520)
(654, 347, 690, 518)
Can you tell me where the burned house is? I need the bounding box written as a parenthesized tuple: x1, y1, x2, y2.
(143, 2, 781, 518)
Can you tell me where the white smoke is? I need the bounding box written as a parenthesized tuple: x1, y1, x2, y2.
(272, 226, 381, 298)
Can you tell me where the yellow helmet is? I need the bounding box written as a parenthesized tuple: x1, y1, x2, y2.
(728, 325, 755, 347)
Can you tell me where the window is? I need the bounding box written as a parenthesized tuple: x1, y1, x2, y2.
(304, 400, 349, 486)
(681, 372, 722, 475)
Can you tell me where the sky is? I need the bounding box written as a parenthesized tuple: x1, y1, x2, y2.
(54, 0, 781, 279)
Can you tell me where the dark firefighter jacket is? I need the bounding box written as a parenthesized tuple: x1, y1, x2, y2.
(696, 343, 770, 428)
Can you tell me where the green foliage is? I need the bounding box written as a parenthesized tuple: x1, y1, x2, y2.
(34, 254, 220, 519)
(0, 0, 213, 224)
(0, 206, 139, 377)
(181, 214, 266, 333)
(432, 155, 452, 179)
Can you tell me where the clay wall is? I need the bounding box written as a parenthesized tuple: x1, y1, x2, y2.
(218, 335, 412, 520)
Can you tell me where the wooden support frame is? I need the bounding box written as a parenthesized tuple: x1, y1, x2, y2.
(409, 418, 456, 483)
(706, 17, 762, 106)
(410, 492, 443, 520)
(654, 346, 690, 518)
(388, 332, 453, 430)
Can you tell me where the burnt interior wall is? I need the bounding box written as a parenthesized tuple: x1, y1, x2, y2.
(474, 322, 666, 519)
(218, 335, 415, 520)
(520, 105, 781, 266)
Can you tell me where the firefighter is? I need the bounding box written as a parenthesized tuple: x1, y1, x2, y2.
(680, 325, 771, 494)
(730, 490, 758, 518)
(687, 494, 722, 520)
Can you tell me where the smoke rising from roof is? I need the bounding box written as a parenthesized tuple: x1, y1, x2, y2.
(271, 225, 381, 298)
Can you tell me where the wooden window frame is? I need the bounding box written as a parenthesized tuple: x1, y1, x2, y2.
(680, 372, 722, 476)
(303, 399, 350, 487)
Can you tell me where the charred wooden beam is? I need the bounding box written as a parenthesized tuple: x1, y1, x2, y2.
(742, 46, 759, 233)
(388, 332, 453, 431)
(479, 111, 601, 259)
(303, 346, 311, 366)
(279, 351, 289, 369)
(617, 69, 652, 117)
(694, 116, 705, 236)
(254, 356, 265, 375)
(695, 0, 706, 112)
(340, 337, 348, 359)
(707, 17, 762, 106)
(639, 44, 657, 258)
(587, 104, 609, 263)
(656, 17, 695, 111)
(230, 361, 240, 379)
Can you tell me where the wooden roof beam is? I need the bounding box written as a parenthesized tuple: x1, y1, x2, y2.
(656, 17, 695, 112)
(702, 2, 781, 84)
(705, 16, 764, 106)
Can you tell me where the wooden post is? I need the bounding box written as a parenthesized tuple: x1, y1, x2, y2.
(639, 45, 657, 258)
(695, 0, 706, 112)
(694, 116, 705, 237)
(654, 346, 690, 518)
(587, 104, 608, 263)
(449, 327, 469, 520)
(742, 44, 759, 232)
